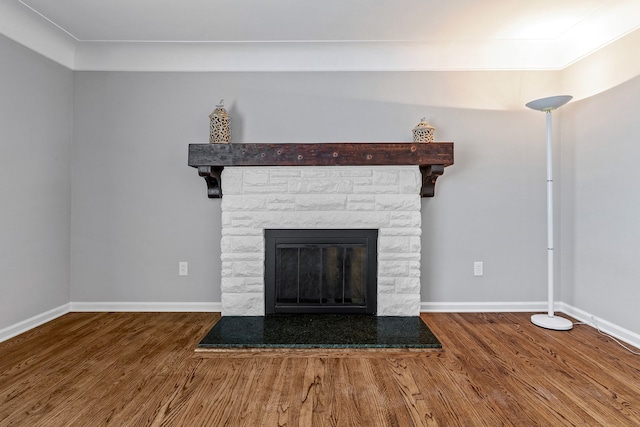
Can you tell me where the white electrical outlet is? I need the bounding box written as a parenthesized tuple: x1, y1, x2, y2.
(179, 261, 188, 276)
(473, 261, 484, 277)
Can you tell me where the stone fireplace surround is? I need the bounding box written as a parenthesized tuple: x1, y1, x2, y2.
(220, 165, 423, 316)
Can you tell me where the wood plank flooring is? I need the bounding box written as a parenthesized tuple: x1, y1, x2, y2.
(1, 312, 639, 426)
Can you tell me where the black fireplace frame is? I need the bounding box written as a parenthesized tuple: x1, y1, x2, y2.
(265, 229, 378, 315)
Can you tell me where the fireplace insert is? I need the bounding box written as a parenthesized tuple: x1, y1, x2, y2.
(265, 229, 377, 315)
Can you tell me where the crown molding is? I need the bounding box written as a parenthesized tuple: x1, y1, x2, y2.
(0, 0, 76, 68)
(0, 1, 594, 73)
(1, 1, 639, 74)
(72, 39, 568, 72)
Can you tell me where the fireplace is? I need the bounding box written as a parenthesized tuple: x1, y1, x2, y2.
(217, 165, 424, 316)
(265, 229, 378, 315)
(188, 142, 454, 317)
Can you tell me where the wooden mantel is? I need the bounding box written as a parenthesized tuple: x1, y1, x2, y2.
(188, 142, 454, 198)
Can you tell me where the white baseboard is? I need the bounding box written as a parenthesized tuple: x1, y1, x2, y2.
(69, 301, 222, 312)
(420, 301, 640, 350)
(421, 301, 548, 313)
(4, 301, 637, 351)
(0, 303, 70, 343)
(559, 303, 640, 350)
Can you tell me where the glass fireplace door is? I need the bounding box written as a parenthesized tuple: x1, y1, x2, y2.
(265, 229, 377, 314)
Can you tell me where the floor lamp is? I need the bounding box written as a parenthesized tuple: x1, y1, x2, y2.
(525, 95, 573, 331)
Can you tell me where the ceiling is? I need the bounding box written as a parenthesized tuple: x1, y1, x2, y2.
(4, 0, 640, 71)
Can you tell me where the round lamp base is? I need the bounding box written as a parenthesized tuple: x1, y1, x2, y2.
(531, 314, 573, 331)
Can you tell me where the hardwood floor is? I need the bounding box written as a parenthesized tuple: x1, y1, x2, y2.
(1, 312, 639, 426)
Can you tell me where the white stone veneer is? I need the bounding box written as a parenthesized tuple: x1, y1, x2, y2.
(220, 166, 422, 316)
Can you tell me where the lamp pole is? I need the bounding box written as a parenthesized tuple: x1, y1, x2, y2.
(545, 109, 554, 319)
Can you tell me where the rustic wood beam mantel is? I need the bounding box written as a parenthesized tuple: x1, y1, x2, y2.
(188, 142, 454, 198)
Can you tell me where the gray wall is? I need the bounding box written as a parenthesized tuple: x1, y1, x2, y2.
(561, 75, 640, 334)
(2, 32, 637, 337)
(71, 71, 556, 306)
(0, 35, 73, 330)
(71, 73, 221, 302)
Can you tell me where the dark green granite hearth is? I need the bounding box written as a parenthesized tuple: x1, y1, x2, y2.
(197, 315, 442, 349)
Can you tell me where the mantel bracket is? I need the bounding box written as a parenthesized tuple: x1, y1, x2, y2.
(198, 166, 224, 198)
(420, 165, 445, 197)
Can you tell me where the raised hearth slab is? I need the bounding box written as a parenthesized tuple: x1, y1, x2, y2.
(196, 315, 442, 350)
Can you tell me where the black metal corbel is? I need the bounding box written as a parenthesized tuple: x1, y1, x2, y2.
(420, 164, 445, 197)
(197, 166, 224, 198)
